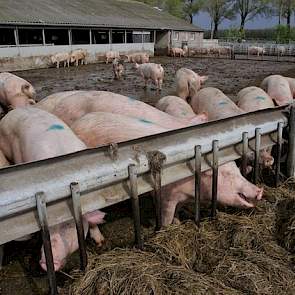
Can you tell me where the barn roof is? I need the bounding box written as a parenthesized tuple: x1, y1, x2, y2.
(0, 0, 203, 32)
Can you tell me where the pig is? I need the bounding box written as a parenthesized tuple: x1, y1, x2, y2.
(112, 58, 124, 80)
(0, 72, 36, 109)
(248, 46, 266, 56)
(190, 87, 244, 121)
(70, 49, 88, 66)
(70, 112, 263, 226)
(161, 161, 264, 226)
(236, 86, 275, 168)
(105, 51, 120, 64)
(156, 96, 207, 125)
(237, 86, 275, 111)
(71, 112, 168, 147)
(0, 149, 9, 167)
(277, 46, 286, 56)
(125, 52, 149, 63)
(284, 76, 295, 97)
(261, 75, 293, 106)
(175, 68, 208, 101)
(36, 90, 204, 129)
(170, 47, 188, 57)
(135, 63, 164, 90)
(0, 107, 105, 271)
(51, 52, 70, 68)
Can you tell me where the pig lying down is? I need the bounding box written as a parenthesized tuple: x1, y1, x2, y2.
(176, 68, 208, 102)
(0, 107, 105, 271)
(161, 161, 263, 226)
(0, 72, 36, 110)
(36, 90, 206, 129)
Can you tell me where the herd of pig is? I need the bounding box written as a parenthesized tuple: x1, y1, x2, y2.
(0, 67, 294, 273)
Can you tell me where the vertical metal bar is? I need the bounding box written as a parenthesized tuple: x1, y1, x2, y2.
(241, 132, 249, 177)
(35, 192, 58, 295)
(211, 140, 219, 219)
(0, 245, 3, 270)
(154, 169, 162, 231)
(275, 122, 284, 187)
(70, 182, 87, 271)
(287, 105, 295, 177)
(42, 29, 46, 46)
(254, 128, 261, 184)
(194, 145, 202, 226)
(128, 164, 143, 249)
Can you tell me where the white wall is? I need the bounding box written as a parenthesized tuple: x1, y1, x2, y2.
(0, 43, 154, 71)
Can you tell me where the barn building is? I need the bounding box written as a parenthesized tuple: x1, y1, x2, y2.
(0, 0, 203, 71)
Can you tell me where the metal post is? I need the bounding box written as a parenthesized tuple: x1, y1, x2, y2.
(42, 29, 46, 46)
(194, 145, 202, 226)
(241, 132, 249, 177)
(287, 105, 295, 177)
(211, 140, 219, 219)
(254, 128, 261, 184)
(70, 182, 87, 271)
(154, 170, 162, 231)
(128, 164, 143, 249)
(35, 192, 58, 295)
(275, 122, 284, 187)
(0, 245, 3, 270)
(89, 29, 92, 45)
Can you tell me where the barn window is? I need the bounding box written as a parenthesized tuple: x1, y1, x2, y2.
(92, 30, 109, 44)
(173, 32, 179, 40)
(112, 30, 125, 43)
(72, 29, 90, 44)
(0, 28, 15, 45)
(44, 29, 69, 45)
(143, 31, 151, 43)
(18, 28, 43, 45)
(190, 32, 195, 40)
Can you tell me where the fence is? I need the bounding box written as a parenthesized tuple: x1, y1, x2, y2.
(0, 105, 293, 294)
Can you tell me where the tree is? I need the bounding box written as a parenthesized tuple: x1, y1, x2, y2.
(233, 0, 272, 32)
(203, 0, 236, 39)
(183, 0, 205, 24)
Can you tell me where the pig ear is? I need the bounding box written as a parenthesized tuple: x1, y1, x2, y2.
(200, 76, 209, 83)
(84, 210, 106, 225)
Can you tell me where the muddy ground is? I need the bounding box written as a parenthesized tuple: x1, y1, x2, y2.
(14, 56, 295, 105)
(1, 57, 295, 295)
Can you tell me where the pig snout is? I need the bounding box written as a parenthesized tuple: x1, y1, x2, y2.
(39, 233, 67, 272)
(260, 149, 274, 168)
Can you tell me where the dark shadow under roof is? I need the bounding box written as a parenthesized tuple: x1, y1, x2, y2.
(0, 0, 203, 31)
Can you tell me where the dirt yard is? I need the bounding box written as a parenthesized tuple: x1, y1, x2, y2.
(1, 57, 295, 295)
(14, 56, 295, 105)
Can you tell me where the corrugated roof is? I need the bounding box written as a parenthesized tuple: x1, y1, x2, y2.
(0, 0, 203, 31)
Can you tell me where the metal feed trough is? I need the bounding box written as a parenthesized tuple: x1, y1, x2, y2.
(0, 105, 294, 294)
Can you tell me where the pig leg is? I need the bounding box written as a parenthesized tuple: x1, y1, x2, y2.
(89, 225, 105, 246)
(57, 61, 60, 69)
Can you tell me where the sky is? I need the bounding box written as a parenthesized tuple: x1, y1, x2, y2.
(193, 12, 295, 30)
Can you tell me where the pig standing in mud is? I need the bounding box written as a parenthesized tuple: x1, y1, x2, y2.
(135, 63, 164, 90)
(176, 68, 208, 101)
(112, 58, 124, 80)
(0, 72, 36, 109)
(190, 87, 244, 121)
(70, 111, 263, 226)
(0, 107, 105, 271)
(125, 52, 149, 63)
(156, 95, 207, 125)
(36, 90, 206, 128)
(236, 86, 275, 168)
(261, 75, 293, 106)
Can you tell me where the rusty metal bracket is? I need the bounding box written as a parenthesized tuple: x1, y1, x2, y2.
(194, 145, 202, 226)
(211, 140, 219, 219)
(254, 128, 261, 184)
(241, 132, 249, 177)
(275, 122, 284, 187)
